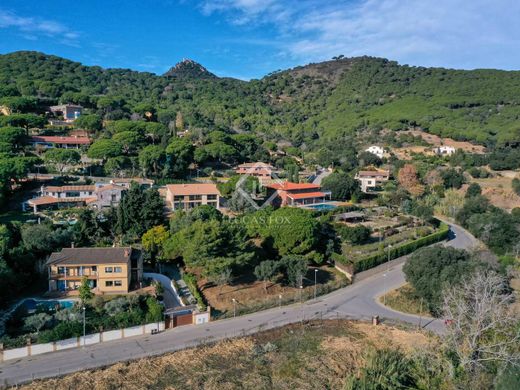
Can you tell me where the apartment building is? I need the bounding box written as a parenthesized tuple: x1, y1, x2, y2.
(165, 183, 221, 210)
(46, 247, 143, 294)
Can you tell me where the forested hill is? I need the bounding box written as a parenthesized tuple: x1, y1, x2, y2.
(0, 51, 519, 146)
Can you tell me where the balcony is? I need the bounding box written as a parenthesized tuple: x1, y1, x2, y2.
(50, 270, 98, 279)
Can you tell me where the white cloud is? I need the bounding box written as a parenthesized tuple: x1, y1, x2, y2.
(199, 0, 520, 69)
(0, 9, 80, 45)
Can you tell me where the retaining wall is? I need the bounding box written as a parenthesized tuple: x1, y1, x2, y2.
(0, 322, 165, 362)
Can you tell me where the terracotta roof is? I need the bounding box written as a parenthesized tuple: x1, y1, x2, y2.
(44, 185, 96, 192)
(266, 182, 321, 191)
(237, 168, 272, 175)
(286, 191, 327, 200)
(166, 183, 220, 196)
(50, 104, 83, 110)
(30, 136, 91, 145)
(357, 170, 390, 178)
(96, 184, 126, 192)
(236, 162, 274, 169)
(27, 196, 96, 206)
(47, 247, 136, 266)
(110, 178, 154, 185)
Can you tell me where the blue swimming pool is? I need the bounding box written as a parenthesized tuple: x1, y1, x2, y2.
(307, 203, 337, 210)
(21, 298, 75, 313)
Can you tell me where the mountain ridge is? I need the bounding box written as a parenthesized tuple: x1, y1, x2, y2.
(0, 50, 519, 145)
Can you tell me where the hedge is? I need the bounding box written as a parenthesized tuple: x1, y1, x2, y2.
(347, 223, 450, 273)
(182, 272, 207, 311)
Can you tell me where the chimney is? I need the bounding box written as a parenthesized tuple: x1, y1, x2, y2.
(124, 249, 130, 257)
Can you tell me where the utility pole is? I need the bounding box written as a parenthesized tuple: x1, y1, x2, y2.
(419, 298, 423, 329)
(314, 269, 318, 300)
(232, 298, 236, 318)
(383, 244, 392, 306)
(82, 306, 86, 347)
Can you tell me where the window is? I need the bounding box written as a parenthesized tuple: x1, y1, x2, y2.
(105, 281, 113, 287)
(114, 280, 122, 287)
(105, 267, 113, 273)
(189, 194, 202, 201)
(173, 195, 184, 201)
(114, 267, 122, 273)
(207, 194, 217, 200)
(92, 266, 97, 272)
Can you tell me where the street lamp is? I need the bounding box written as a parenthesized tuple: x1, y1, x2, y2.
(314, 269, 318, 300)
(278, 294, 282, 309)
(299, 285, 303, 304)
(82, 306, 86, 347)
(232, 298, 236, 318)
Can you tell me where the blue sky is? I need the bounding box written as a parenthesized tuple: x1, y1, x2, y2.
(0, 0, 518, 79)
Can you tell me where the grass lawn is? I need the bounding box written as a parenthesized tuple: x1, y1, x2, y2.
(198, 265, 349, 318)
(379, 284, 432, 317)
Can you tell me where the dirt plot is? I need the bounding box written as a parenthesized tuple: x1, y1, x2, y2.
(198, 266, 347, 315)
(393, 145, 431, 160)
(19, 320, 435, 390)
(469, 173, 520, 211)
(400, 129, 486, 153)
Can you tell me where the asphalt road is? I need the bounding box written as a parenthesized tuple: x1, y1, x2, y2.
(0, 222, 477, 387)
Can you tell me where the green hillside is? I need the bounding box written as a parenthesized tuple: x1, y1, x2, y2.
(0, 51, 519, 145)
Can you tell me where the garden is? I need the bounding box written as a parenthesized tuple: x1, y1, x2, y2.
(332, 206, 449, 273)
(0, 291, 163, 349)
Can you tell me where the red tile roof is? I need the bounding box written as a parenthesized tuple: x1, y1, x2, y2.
(27, 196, 96, 206)
(286, 191, 327, 200)
(266, 182, 321, 191)
(357, 170, 390, 178)
(44, 185, 96, 192)
(31, 136, 91, 145)
(236, 162, 274, 169)
(166, 183, 220, 196)
(47, 247, 135, 266)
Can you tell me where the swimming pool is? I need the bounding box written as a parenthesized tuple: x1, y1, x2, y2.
(21, 298, 76, 313)
(306, 203, 337, 210)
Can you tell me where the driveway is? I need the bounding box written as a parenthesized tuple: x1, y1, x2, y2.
(143, 273, 182, 309)
(312, 168, 332, 185)
(0, 222, 477, 386)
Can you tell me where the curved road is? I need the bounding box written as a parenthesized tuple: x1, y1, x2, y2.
(0, 222, 477, 387)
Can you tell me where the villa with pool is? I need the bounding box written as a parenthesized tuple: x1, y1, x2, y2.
(46, 247, 143, 295)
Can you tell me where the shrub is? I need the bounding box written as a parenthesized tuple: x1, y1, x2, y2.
(183, 272, 207, 310)
(350, 223, 449, 273)
(37, 321, 83, 343)
(335, 224, 371, 244)
(512, 178, 520, 196)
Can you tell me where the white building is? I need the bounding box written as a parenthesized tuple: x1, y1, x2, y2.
(355, 170, 390, 193)
(433, 146, 456, 156)
(365, 146, 385, 159)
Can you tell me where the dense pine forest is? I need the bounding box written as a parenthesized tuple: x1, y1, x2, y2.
(1, 51, 519, 147)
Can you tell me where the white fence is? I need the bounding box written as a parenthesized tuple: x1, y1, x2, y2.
(0, 322, 165, 362)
